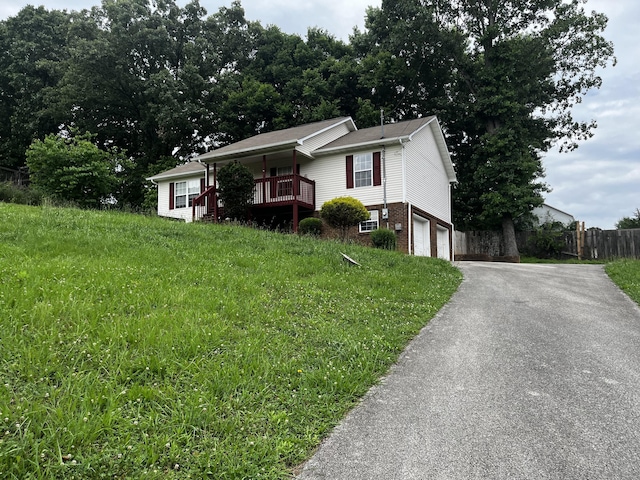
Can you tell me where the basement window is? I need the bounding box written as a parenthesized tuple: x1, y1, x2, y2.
(359, 210, 379, 233)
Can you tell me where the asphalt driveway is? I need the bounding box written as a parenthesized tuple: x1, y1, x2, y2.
(296, 262, 640, 479)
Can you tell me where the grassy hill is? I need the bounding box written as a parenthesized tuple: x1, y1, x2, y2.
(0, 203, 461, 479)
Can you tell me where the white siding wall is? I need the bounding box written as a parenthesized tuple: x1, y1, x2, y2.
(308, 143, 404, 210)
(404, 124, 452, 222)
(297, 123, 351, 156)
(156, 174, 204, 222)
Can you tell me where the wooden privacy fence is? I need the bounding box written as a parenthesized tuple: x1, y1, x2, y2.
(455, 229, 640, 261)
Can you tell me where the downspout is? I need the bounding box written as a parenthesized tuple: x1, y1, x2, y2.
(380, 109, 388, 228)
(382, 145, 388, 229)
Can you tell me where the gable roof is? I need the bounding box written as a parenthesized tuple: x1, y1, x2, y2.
(196, 117, 355, 162)
(146, 161, 206, 182)
(315, 117, 456, 183)
(314, 117, 436, 153)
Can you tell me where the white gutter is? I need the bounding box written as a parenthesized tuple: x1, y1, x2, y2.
(196, 139, 302, 162)
(314, 136, 411, 156)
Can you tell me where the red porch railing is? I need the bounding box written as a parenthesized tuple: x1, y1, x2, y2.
(192, 185, 217, 222)
(253, 174, 315, 210)
(192, 174, 315, 222)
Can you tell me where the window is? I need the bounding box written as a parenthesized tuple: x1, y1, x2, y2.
(354, 153, 372, 187)
(359, 210, 379, 233)
(274, 166, 293, 197)
(175, 179, 200, 208)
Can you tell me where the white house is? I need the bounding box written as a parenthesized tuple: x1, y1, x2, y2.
(147, 116, 457, 259)
(532, 203, 575, 227)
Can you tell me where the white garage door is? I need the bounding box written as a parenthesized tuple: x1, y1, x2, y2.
(413, 215, 431, 257)
(437, 226, 450, 261)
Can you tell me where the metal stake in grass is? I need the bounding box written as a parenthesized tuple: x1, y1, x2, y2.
(341, 252, 360, 266)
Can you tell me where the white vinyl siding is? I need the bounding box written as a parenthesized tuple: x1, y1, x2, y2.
(404, 124, 452, 222)
(156, 174, 204, 222)
(310, 144, 404, 209)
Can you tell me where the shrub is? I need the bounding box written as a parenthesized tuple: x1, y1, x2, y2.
(527, 222, 565, 258)
(217, 160, 255, 220)
(26, 131, 122, 208)
(320, 197, 369, 240)
(0, 182, 44, 205)
(298, 217, 322, 236)
(371, 228, 397, 250)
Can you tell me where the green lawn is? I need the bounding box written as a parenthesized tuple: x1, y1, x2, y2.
(606, 259, 640, 306)
(0, 204, 461, 479)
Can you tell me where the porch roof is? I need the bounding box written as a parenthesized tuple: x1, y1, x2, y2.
(146, 161, 206, 181)
(195, 117, 355, 163)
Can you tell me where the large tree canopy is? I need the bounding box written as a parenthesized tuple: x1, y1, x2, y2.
(0, 0, 614, 229)
(355, 0, 615, 254)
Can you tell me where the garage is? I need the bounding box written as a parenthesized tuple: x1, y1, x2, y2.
(413, 215, 431, 257)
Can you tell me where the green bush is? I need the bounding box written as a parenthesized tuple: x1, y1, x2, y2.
(527, 222, 566, 258)
(217, 160, 255, 220)
(371, 228, 397, 250)
(298, 217, 323, 236)
(0, 182, 44, 205)
(320, 196, 369, 240)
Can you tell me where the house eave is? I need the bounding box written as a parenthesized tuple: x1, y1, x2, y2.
(195, 140, 303, 163)
(146, 170, 205, 182)
(313, 136, 410, 156)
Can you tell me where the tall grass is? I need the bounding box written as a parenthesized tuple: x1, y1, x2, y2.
(0, 204, 461, 479)
(606, 259, 640, 305)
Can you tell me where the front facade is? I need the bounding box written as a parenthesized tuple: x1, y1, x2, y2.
(148, 116, 457, 259)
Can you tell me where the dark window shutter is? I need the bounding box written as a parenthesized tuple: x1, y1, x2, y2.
(200, 177, 205, 193)
(346, 155, 354, 189)
(373, 151, 381, 186)
(169, 182, 175, 210)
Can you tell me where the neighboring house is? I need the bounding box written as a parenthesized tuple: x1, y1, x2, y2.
(147, 116, 457, 259)
(532, 203, 575, 227)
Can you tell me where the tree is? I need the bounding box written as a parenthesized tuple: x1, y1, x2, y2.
(25, 131, 122, 208)
(356, 0, 615, 256)
(320, 197, 369, 240)
(0, 6, 70, 170)
(54, 0, 239, 207)
(216, 160, 255, 221)
(616, 209, 640, 230)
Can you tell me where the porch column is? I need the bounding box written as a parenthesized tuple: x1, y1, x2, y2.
(292, 150, 299, 232)
(206, 163, 210, 187)
(213, 163, 218, 223)
(262, 155, 267, 204)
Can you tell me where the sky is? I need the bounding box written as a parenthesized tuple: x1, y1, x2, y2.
(2, 0, 638, 229)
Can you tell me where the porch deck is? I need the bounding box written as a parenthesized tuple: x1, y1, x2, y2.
(193, 174, 315, 222)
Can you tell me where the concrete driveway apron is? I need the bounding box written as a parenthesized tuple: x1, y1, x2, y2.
(297, 262, 640, 479)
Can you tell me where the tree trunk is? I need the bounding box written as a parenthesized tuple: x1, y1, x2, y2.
(502, 213, 519, 257)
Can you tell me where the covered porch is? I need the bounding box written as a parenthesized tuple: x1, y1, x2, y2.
(192, 150, 315, 231)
